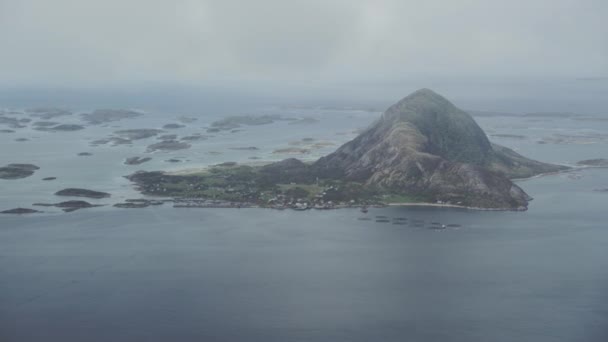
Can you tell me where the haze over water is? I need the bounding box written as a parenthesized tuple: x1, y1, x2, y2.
(1, 1, 608, 341)
(2, 91, 608, 341)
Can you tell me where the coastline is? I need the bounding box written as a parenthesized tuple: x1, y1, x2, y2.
(161, 197, 523, 212)
(139, 162, 584, 213)
(385, 202, 525, 211)
(512, 164, 605, 182)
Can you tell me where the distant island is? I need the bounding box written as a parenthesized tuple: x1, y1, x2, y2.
(127, 89, 568, 211)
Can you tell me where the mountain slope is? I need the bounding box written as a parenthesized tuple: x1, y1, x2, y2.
(312, 89, 567, 209)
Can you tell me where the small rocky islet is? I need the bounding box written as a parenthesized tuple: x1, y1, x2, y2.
(358, 215, 461, 229)
(34, 124, 85, 132)
(80, 109, 144, 125)
(146, 140, 191, 152)
(0, 164, 40, 179)
(577, 159, 608, 167)
(33, 200, 104, 212)
(162, 123, 185, 129)
(1, 208, 42, 214)
(54, 188, 111, 199)
(113, 129, 164, 140)
(113, 199, 165, 209)
(124, 156, 152, 165)
(27, 108, 73, 120)
(209, 114, 285, 131)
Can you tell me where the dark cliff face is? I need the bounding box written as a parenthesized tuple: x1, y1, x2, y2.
(312, 88, 566, 209)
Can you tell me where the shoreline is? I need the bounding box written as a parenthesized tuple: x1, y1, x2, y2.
(163, 198, 523, 212)
(511, 164, 608, 182)
(140, 163, 591, 213)
(385, 202, 525, 211)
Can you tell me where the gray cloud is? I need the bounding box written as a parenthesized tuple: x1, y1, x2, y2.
(0, 0, 606, 87)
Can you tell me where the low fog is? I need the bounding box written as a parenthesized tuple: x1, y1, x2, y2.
(0, 0, 606, 112)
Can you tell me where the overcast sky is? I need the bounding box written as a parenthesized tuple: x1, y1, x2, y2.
(0, 0, 606, 88)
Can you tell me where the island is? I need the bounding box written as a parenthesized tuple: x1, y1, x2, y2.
(126, 89, 568, 211)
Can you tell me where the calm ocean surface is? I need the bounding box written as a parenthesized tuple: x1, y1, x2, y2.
(1, 106, 607, 341)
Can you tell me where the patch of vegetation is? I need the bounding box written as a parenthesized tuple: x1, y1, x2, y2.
(381, 193, 426, 203)
(127, 163, 390, 208)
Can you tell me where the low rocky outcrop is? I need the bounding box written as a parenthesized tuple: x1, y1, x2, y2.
(0, 116, 24, 128)
(146, 140, 191, 152)
(158, 134, 178, 140)
(55, 188, 111, 199)
(210, 115, 283, 131)
(33, 121, 60, 127)
(177, 116, 197, 124)
(180, 135, 207, 142)
(81, 109, 143, 125)
(0, 164, 40, 179)
(1, 208, 41, 214)
(113, 199, 164, 208)
(124, 157, 152, 165)
(288, 117, 320, 125)
(35, 124, 85, 132)
(34, 200, 103, 212)
(27, 108, 72, 120)
(577, 159, 608, 167)
(163, 123, 185, 129)
(113, 129, 163, 140)
(229, 146, 259, 151)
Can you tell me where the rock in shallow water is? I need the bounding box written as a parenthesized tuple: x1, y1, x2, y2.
(55, 188, 111, 199)
(146, 140, 191, 152)
(1, 208, 41, 214)
(124, 157, 152, 165)
(0, 164, 40, 179)
(33, 200, 104, 212)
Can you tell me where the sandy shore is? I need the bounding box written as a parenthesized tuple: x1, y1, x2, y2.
(386, 202, 524, 211)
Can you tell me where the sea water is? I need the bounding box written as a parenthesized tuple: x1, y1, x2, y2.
(1, 105, 607, 341)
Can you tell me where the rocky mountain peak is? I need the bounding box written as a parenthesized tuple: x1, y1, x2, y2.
(380, 88, 492, 165)
(311, 88, 568, 209)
